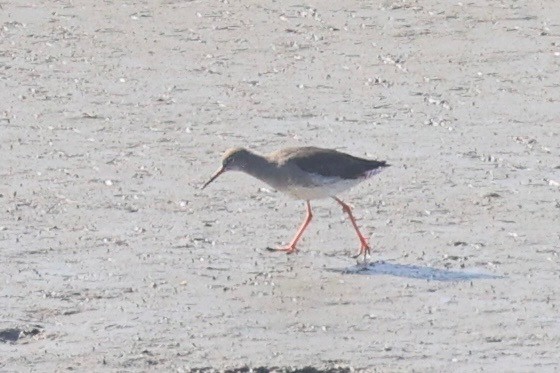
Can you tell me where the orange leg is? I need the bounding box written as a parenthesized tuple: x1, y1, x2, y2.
(333, 197, 371, 260)
(273, 201, 313, 254)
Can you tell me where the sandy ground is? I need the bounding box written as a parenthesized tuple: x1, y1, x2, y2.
(1, 0, 560, 371)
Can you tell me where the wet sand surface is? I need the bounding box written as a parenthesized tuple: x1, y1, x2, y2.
(1, 0, 559, 371)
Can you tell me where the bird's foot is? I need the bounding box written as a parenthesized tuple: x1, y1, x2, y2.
(267, 245, 299, 255)
(352, 243, 371, 262)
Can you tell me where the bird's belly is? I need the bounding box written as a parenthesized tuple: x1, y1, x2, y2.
(282, 178, 363, 200)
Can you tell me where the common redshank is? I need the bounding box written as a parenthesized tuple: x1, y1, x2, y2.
(201, 146, 389, 260)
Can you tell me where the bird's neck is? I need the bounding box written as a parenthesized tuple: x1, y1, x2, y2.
(240, 152, 276, 181)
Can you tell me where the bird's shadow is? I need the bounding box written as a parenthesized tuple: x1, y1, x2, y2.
(328, 260, 503, 282)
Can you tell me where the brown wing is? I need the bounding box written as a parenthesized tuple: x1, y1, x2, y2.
(275, 147, 388, 180)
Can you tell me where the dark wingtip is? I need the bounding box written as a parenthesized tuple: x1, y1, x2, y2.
(374, 160, 390, 168)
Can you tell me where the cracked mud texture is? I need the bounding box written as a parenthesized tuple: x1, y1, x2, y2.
(1, 0, 559, 371)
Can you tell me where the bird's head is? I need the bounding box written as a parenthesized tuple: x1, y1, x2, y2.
(201, 147, 251, 189)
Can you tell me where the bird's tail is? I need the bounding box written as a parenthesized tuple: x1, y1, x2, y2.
(362, 160, 389, 178)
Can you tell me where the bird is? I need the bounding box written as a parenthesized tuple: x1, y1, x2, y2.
(201, 146, 389, 260)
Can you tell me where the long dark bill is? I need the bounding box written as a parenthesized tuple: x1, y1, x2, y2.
(201, 166, 226, 189)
